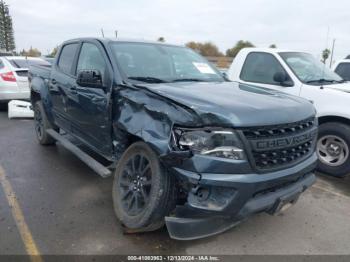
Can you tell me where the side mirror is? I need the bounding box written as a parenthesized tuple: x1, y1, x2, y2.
(273, 72, 293, 87)
(76, 69, 103, 88)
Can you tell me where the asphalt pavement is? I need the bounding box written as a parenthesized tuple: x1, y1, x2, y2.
(0, 111, 350, 255)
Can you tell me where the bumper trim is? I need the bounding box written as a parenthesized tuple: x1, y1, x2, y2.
(165, 216, 240, 241)
(165, 172, 315, 240)
(237, 172, 315, 218)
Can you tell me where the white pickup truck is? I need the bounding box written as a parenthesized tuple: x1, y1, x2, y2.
(228, 48, 350, 176)
(333, 58, 350, 81)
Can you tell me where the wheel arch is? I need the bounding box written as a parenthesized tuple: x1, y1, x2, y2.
(30, 90, 41, 105)
(318, 115, 350, 126)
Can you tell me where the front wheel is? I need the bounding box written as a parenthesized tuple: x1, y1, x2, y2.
(316, 122, 350, 177)
(112, 141, 175, 232)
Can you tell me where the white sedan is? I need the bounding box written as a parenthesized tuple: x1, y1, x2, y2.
(0, 56, 50, 105)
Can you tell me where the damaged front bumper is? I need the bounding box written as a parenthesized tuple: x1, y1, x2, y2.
(165, 153, 317, 240)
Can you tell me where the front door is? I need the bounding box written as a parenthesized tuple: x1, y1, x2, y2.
(72, 41, 113, 156)
(239, 52, 301, 96)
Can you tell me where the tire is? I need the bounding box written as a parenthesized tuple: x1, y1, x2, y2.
(0, 102, 7, 111)
(112, 141, 175, 232)
(33, 101, 56, 145)
(316, 122, 350, 177)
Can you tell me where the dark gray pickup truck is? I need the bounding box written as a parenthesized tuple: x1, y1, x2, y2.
(29, 38, 318, 240)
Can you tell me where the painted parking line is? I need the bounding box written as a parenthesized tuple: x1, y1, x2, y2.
(0, 166, 42, 262)
(311, 184, 350, 200)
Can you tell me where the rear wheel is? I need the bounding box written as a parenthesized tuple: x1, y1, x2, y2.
(34, 101, 56, 145)
(316, 122, 350, 177)
(112, 141, 175, 232)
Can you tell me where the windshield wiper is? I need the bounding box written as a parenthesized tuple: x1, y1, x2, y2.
(128, 76, 168, 83)
(306, 78, 337, 84)
(171, 78, 206, 82)
(337, 79, 348, 83)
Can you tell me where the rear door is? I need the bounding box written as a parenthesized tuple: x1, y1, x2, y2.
(71, 40, 113, 155)
(49, 42, 80, 130)
(239, 52, 301, 96)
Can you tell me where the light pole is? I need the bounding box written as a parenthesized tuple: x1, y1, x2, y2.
(329, 38, 336, 68)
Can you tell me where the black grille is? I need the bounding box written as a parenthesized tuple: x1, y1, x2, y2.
(243, 118, 315, 139)
(252, 141, 313, 170)
(242, 118, 317, 171)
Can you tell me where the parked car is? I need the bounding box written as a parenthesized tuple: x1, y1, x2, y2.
(0, 50, 14, 56)
(41, 56, 55, 64)
(0, 56, 50, 106)
(333, 59, 350, 81)
(228, 48, 350, 177)
(29, 38, 317, 240)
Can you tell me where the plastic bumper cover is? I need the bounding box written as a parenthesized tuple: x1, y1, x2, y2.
(165, 154, 317, 240)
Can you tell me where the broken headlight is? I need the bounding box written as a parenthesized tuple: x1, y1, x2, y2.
(173, 129, 246, 160)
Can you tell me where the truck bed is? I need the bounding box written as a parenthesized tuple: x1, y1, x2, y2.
(29, 64, 51, 80)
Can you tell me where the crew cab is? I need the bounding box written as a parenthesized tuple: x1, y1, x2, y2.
(29, 38, 317, 240)
(228, 48, 350, 177)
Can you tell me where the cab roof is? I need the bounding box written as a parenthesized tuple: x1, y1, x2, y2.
(238, 47, 310, 55)
(62, 37, 184, 48)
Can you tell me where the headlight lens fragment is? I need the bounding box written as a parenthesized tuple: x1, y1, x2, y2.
(175, 129, 245, 160)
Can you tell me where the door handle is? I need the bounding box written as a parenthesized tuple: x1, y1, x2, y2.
(91, 97, 105, 103)
(69, 86, 78, 94)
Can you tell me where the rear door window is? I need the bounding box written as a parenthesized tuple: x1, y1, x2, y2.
(57, 43, 79, 75)
(334, 63, 350, 81)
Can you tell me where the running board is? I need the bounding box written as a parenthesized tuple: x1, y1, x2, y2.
(46, 129, 112, 178)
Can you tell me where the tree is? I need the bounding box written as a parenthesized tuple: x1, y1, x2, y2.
(48, 47, 58, 57)
(185, 41, 223, 56)
(226, 40, 255, 57)
(321, 48, 330, 64)
(269, 44, 277, 48)
(0, 0, 15, 51)
(157, 37, 165, 42)
(20, 47, 41, 57)
(186, 41, 201, 52)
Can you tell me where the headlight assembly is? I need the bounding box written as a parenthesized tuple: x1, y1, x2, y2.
(172, 128, 246, 160)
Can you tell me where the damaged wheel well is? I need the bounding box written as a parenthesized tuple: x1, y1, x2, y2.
(31, 90, 41, 105)
(112, 127, 143, 160)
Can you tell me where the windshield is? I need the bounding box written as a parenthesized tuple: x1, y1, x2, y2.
(110, 42, 224, 83)
(8, 58, 51, 68)
(334, 62, 350, 81)
(279, 52, 343, 85)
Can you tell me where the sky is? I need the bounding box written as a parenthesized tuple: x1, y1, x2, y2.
(6, 0, 350, 63)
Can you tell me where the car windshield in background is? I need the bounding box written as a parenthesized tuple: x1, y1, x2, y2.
(8, 59, 51, 68)
(110, 42, 224, 83)
(334, 63, 350, 81)
(279, 52, 343, 85)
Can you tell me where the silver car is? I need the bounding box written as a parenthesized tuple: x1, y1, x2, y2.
(0, 56, 50, 103)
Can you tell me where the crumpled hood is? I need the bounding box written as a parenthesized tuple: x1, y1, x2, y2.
(140, 81, 316, 127)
